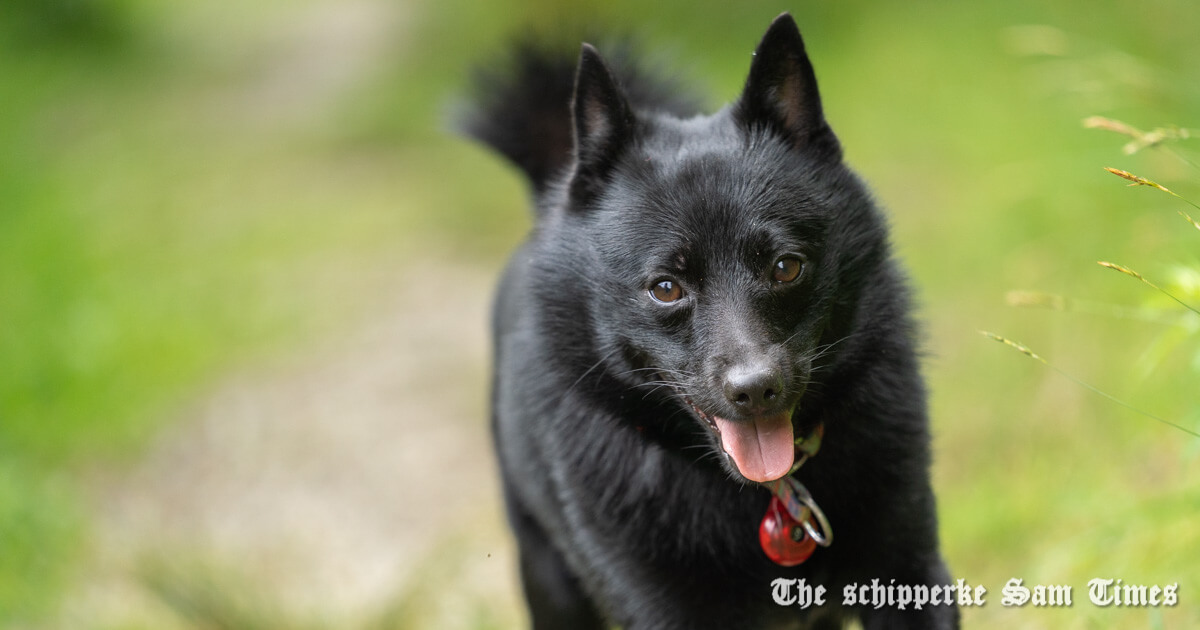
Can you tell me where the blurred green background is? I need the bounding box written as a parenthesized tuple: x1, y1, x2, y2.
(2, 0, 1198, 628)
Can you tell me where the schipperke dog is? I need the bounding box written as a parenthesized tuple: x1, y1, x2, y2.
(464, 13, 958, 630)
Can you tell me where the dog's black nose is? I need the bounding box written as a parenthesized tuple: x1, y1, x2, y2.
(723, 364, 784, 414)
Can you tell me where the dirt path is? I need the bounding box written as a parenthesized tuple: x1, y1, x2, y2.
(38, 3, 528, 626)
(67, 261, 524, 628)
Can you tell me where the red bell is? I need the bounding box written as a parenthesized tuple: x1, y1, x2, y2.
(759, 495, 816, 566)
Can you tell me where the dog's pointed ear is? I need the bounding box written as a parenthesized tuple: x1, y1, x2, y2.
(569, 43, 634, 206)
(736, 13, 840, 159)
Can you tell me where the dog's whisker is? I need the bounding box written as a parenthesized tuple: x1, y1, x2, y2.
(565, 346, 623, 395)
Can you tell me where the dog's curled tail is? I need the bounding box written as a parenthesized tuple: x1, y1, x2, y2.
(459, 38, 699, 207)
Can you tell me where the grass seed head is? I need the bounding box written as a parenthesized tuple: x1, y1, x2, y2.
(979, 331, 1046, 363)
(1083, 116, 1142, 138)
(1006, 290, 1067, 310)
(1103, 167, 1172, 193)
(1097, 260, 1145, 281)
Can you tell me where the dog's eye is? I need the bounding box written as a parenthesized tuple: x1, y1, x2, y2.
(649, 279, 684, 303)
(772, 256, 805, 283)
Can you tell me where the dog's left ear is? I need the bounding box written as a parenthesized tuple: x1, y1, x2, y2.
(569, 43, 635, 207)
(735, 13, 840, 159)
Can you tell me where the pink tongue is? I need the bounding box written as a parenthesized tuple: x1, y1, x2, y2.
(713, 412, 795, 482)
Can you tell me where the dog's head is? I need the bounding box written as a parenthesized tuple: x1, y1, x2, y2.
(554, 14, 890, 483)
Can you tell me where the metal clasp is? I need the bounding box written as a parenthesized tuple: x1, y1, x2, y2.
(773, 476, 833, 548)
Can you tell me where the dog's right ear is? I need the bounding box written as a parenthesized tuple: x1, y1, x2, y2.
(569, 44, 634, 206)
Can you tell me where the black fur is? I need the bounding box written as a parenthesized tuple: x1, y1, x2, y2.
(465, 13, 957, 630)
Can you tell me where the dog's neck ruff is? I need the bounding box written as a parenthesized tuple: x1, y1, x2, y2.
(758, 423, 832, 566)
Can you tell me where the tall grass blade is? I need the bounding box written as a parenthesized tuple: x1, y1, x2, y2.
(1087, 117, 1200, 168)
(1005, 290, 1175, 322)
(979, 331, 1200, 439)
(1097, 261, 1200, 317)
(1104, 167, 1200, 231)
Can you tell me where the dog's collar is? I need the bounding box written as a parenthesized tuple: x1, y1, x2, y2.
(787, 422, 824, 477)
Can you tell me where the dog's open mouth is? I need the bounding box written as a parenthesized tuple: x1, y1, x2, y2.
(690, 403, 795, 483)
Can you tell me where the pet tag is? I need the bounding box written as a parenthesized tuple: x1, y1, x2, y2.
(759, 476, 833, 566)
(759, 494, 816, 566)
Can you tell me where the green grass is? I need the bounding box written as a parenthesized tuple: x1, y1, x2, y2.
(2, 0, 1200, 627)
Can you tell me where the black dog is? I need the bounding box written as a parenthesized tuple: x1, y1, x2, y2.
(465, 13, 958, 630)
